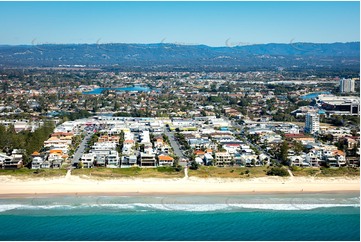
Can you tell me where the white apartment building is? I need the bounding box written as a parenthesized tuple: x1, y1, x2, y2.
(339, 78, 355, 93)
(305, 112, 319, 134)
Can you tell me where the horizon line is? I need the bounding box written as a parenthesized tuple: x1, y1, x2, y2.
(0, 41, 359, 48)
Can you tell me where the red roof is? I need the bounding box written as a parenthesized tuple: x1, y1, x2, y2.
(194, 150, 205, 155)
(158, 155, 174, 161)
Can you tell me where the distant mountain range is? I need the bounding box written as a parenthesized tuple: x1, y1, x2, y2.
(0, 42, 359, 71)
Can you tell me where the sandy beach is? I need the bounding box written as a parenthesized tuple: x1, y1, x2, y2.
(0, 175, 359, 196)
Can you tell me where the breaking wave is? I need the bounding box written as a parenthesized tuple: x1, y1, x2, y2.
(0, 201, 359, 213)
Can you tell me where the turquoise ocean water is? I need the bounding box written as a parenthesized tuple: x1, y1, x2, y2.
(0, 193, 359, 241)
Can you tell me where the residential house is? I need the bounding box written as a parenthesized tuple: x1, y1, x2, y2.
(3, 150, 23, 169)
(204, 153, 214, 165)
(51, 159, 63, 169)
(194, 150, 206, 158)
(40, 160, 51, 169)
(158, 154, 174, 166)
(121, 155, 137, 168)
(81, 154, 95, 168)
(140, 153, 157, 167)
(240, 154, 260, 166)
(288, 155, 309, 167)
(106, 151, 120, 168)
(0, 153, 12, 169)
(233, 153, 244, 166)
(195, 157, 204, 165)
(48, 150, 64, 161)
(305, 152, 320, 167)
(31, 157, 44, 169)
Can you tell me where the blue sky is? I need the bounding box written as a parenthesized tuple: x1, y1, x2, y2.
(0, 1, 359, 46)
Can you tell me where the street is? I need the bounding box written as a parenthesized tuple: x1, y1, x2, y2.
(164, 128, 188, 166)
(71, 132, 93, 166)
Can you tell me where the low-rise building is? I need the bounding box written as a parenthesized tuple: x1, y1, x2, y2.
(214, 152, 232, 167)
(106, 151, 120, 168)
(204, 153, 214, 165)
(140, 153, 157, 167)
(121, 155, 137, 168)
(31, 157, 44, 169)
(158, 154, 174, 166)
(81, 154, 95, 168)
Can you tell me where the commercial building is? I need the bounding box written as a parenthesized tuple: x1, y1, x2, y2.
(316, 94, 359, 116)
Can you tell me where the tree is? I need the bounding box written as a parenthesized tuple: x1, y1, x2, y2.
(292, 141, 304, 155)
(189, 161, 199, 170)
(279, 141, 289, 165)
(77, 161, 84, 169)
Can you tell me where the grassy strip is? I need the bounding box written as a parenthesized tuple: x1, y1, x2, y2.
(71, 167, 184, 179)
(290, 166, 360, 177)
(188, 166, 269, 178)
(0, 166, 359, 178)
(0, 168, 67, 177)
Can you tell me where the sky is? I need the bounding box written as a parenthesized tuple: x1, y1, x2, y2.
(0, 1, 359, 46)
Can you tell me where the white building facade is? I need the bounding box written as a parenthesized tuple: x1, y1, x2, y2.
(340, 78, 355, 93)
(305, 113, 320, 134)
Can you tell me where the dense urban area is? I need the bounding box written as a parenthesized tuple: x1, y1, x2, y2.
(0, 68, 359, 177)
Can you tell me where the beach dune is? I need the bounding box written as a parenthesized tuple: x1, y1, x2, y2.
(0, 175, 359, 196)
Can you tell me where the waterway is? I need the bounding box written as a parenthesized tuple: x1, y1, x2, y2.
(83, 86, 152, 95)
(300, 92, 331, 100)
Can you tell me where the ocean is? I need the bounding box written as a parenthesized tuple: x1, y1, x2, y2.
(0, 193, 359, 241)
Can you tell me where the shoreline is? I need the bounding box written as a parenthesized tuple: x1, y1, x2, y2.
(1, 175, 359, 197)
(1, 190, 359, 199)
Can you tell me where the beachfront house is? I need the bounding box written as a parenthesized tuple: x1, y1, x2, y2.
(214, 152, 232, 167)
(140, 152, 157, 167)
(195, 157, 204, 165)
(204, 153, 214, 166)
(158, 154, 174, 166)
(81, 154, 95, 168)
(0, 153, 12, 169)
(95, 154, 107, 167)
(121, 155, 137, 168)
(233, 153, 244, 166)
(106, 151, 120, 168)
(31, 157, 44, 169)
(305, 152, 320, 167)
(288, 155, 309, 167)
(2, 150, 24, 169)
(40, 160, 51, 169)
(51, 159, 63, 169)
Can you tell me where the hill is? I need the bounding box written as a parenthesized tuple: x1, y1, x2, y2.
(0, 42, 359, 71)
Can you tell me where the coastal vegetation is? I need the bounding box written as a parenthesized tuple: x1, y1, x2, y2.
(0, 122, 55, 165)
(290, 166, 360, 177)
(0, 168, 66, 177)
(266, 167, 289, 177)
(0, 166, 359, 178)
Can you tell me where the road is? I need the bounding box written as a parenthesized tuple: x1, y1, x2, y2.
(72, 132, 93, 166)
(164, 128, 188, 167)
